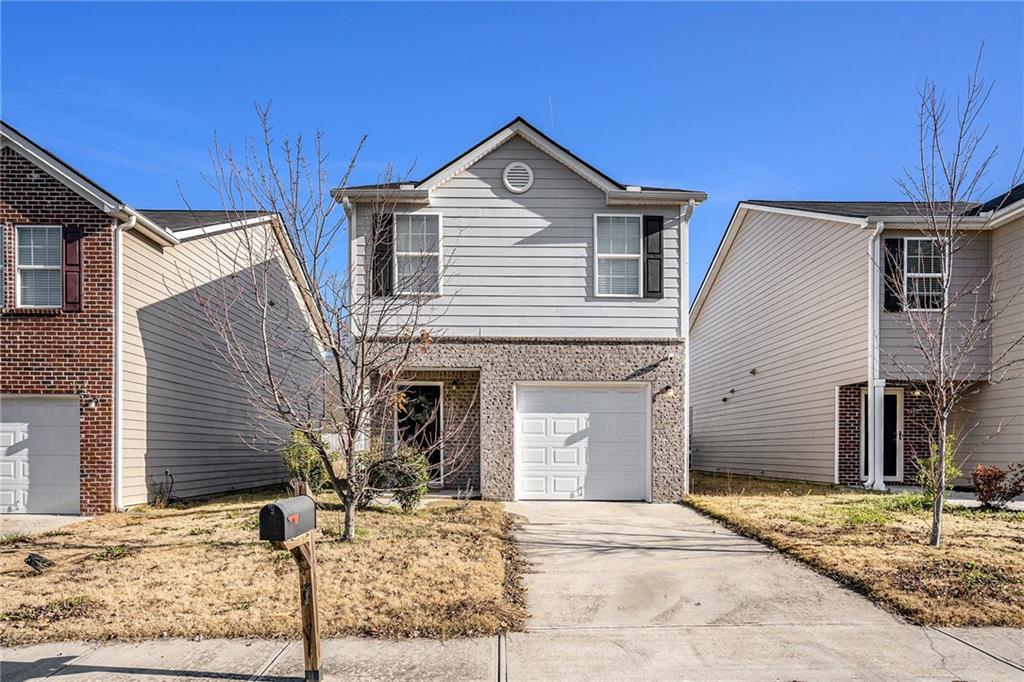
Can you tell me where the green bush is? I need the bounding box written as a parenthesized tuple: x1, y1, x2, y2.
(367, 445, 430, 513)
(281, 431, 336, 493)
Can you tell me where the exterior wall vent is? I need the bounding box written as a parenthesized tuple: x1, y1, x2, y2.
(502, 162, 534, 194)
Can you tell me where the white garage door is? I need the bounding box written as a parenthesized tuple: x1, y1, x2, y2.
(0, 396, 80, 514)
(515, 384, 649, 501)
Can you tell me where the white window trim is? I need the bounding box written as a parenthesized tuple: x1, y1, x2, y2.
(593, 214, 643, 299)
(903, 236, 946, 312)
(393, 211, 443, 296)
(394, 381, 445, 485)
(859, 387, 904, 482)
(15, 224, 62, 309)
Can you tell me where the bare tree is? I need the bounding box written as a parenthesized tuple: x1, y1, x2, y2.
(882, 52, 1023, 546)
(186, 104, 476, 540)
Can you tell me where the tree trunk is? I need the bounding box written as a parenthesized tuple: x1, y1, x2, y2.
(342, 500, 357, 542)
(930, 420, 948, 547)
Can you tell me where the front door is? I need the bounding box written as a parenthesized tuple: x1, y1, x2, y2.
(396, 384, 443, 483)
(861, 391, 901, 480)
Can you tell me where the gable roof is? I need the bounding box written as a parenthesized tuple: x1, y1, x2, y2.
(691, 183, 1024, 328)
(1, 120, 180, 246)
(337, 116, 706, 205)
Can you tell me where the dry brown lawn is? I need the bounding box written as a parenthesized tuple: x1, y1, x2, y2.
(686, 472, 1024, 627)
(1, 489, 526, 645)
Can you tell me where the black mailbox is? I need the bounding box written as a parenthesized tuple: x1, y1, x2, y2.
(259, 495, 317, 542)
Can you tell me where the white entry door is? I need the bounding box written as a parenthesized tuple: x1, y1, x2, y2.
(0, 396, 81, 514)
(515, 384, 649, 501)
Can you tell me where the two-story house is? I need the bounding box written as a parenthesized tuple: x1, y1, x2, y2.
(338, 118, 706, 501)
(689, 187, 1024, 487)
(0, 122, 324, 515)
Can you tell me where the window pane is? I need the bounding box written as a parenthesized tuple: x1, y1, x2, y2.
(19, 269, 62, 307)
(396, 254, 440, 293)
(17, 226, 61, 267)
(596, 216, 641, 255)
(597, 258, 639, 295)
(396, 215, 439, 253)
(908, 276, 942, 310)
(906, 240, 941, 275)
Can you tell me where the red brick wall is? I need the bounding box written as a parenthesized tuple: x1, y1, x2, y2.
(1, 146, 116, 513)
(837, 380, 933, 485)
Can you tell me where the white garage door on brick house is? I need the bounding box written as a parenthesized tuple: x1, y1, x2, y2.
(0, 396, 80, 514)
(514, 384, 650, 501)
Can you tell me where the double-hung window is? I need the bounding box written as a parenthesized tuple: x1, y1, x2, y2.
(16, 225, 62, 308)
(595, 215, 642, 297)
(904, 237, 944, 311)
(394, 213, 442, 295)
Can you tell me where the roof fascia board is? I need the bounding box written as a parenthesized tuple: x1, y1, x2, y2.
(981, 199, 1024, 229)
(867, 215, 993, 227)
(607, 189, 708, 205)
(171, 214, 275, 241)
(332, 188, 430, 204)
(418, 121, 620, 194)
(742, 202, 869, 226)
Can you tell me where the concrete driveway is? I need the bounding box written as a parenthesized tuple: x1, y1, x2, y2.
(4, 502, 1022, 681)
(503, 501, 1024, 681)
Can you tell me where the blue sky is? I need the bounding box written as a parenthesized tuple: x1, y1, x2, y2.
(2, 2, 1021, 300)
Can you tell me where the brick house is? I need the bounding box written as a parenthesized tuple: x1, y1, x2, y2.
(1, 122, 324, 514)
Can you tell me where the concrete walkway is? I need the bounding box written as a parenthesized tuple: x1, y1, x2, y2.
(5, 502, 1023, 681)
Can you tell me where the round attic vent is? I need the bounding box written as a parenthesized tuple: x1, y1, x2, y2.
(502, 162, 534, 193)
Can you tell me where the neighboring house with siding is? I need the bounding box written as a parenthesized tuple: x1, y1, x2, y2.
(689, 187, 1024, 487)
(0, 121, 324, 514)
(338, 117, 706, 502)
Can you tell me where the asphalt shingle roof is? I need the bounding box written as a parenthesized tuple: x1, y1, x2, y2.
(743, 200, 980, 219)
(139, 210, 272, 232)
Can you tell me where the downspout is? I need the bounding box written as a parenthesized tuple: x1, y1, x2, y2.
(865, 220, 886, 490)
(112, 214, 136, 511)
(680, 199, 695, 496)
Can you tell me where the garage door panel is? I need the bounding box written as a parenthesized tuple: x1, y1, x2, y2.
(516, 385, 648, 501)
(0, 397, 80, 514)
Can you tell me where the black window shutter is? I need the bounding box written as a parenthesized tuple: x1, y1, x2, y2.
(62, 227, 83, 312)
(371, 213, 394, 297)
(883, 238, 904, 312)
(643, 215, 664, 299)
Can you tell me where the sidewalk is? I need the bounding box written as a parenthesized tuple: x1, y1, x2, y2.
(5, 627, 1024, 681)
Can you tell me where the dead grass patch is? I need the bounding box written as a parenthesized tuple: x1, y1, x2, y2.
(1, 489, 526, 644)
(686, 472, 1024, 626)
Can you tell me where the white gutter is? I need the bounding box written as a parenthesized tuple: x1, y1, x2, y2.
(681, 198, 695, 496)
(112, 214, 135, 511)
(103, 206, 179, 247)
(865, 220, 886, 490)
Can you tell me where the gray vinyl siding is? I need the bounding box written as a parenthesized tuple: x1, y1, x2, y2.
(120, 227, 313, 505)
(351, 136, 683, 338)
(957, 215, 1024, 471)
(690, 211, 871, 482)
(879, 228, 992, 380)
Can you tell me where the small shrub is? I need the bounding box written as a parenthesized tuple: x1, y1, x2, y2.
(91, 545, 131, 562)
(148, 469, 175, 508)
(916, 435, 961, 502)
(281, 431, 336, 494)
(368, 446, 430, 513)
(972, 463, 1024, 509)
(0, 532, 31, 546)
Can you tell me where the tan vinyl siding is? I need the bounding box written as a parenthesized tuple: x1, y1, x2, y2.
(958, 215, 1024, 471)
(690, 211, 870, 482)
(351, 135, 683, 338)
(879, 228, 992, 380)
(120, 227, 316, 505)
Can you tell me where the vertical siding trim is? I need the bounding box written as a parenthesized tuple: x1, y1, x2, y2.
(833, 385, 840, 484)
(680, 200, 693, 494)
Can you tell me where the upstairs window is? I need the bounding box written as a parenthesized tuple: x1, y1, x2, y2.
(16, 225, 62, 308)
(595, 215, 642, 297)
(904, 238, 944, 310)
(394, 213, 441, 295)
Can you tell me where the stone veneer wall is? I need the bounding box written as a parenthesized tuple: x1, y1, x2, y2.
(837, 380, 933, 485)
(399, 369, 481, 492)
(404, 337, 686, 502)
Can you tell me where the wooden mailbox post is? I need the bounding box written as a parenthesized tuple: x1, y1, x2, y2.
(259, 496, 322, 681)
